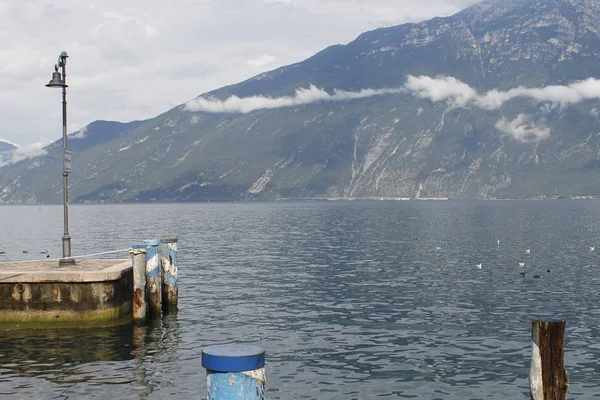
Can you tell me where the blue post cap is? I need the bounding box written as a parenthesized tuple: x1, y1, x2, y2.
(202, 344, 265, 372)
(144, 239, 159, 246)
(131, 243, 146, 249)
(160, 236, 178, 243)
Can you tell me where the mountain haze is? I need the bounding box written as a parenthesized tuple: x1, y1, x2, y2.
(0, 141, 17, 165)
(2, 0, 600, 203)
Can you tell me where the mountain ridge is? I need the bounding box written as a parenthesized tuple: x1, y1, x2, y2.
(2, 0, 600, 203)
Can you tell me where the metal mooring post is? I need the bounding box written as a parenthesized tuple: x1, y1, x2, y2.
(144, 239, 162, 318)
(159, 236, 178, 313)
(202, 344, 266, 400)
(130, 243, 147, 323)
(530, 319, 569, 400)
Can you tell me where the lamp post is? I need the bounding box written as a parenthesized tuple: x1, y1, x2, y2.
(46, 51, 75, 266)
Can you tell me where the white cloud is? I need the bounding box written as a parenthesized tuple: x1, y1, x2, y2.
(0, 142, 48, 167)
(405, 75, 600, 110)
(264, 0, 292, 5)
(184, 85, 406, 113)
(495, 114, 551, 143)
(405, 75, 477, 107)
(184, 75, 600, 117)
(71, 126, 87, 139)
(247, 55, 277, 67)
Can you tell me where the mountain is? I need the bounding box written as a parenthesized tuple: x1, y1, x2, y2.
(2, 0, 600, 203)
(0, 141, 17, 165)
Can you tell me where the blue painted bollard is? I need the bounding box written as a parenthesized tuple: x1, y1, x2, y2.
(159, 236, 178, 312)
(144, 239, 162, 317)
(130, 243, 147, 323)
(202, 344, 266, 400)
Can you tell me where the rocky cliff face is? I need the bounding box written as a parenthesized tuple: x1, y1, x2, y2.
(2, 0, 600, 203)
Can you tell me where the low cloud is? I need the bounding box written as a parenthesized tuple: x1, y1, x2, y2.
(185, 76, 600, 116)
(405, 75, 477, 107)
(183, 75, 600, 144)
(495, 114, 551, 143)
(247, 55, 277, 67)
(71, 126, 88, 139)
(184, 85, 406, 113)
(0, 142, 48, 167)
(405, 75, 600, 110)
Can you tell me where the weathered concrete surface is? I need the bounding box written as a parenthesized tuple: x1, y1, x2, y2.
(0, 259, 132, 324)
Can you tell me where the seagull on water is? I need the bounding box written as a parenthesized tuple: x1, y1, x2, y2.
(526, 249, 531, 254)
(476, 263, 482, 269)
(518, 262, 525, 267)
(591, 246, 595, 251)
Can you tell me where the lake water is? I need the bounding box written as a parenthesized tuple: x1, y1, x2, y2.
(1, 200, 600, 399)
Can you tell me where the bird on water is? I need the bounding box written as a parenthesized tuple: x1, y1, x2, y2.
(476, 263, 482, 269)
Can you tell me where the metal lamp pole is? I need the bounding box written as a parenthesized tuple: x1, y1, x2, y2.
(46, 51, 75, 266)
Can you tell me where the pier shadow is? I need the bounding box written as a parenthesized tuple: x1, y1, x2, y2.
(0, 314, 181, 394)
(0, 324, 135, 378)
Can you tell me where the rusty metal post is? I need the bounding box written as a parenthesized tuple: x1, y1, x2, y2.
(159, 236, 178, 313)
(530, 319, 569, 400)
(144, 239, 162, 318)
(130, 243, 147, 323)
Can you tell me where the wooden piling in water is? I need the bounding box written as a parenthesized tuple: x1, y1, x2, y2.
(530, 319, 569, 400)
(159, 236, 178, 313)
(130, 244, 147, 323)
(144, 239, 162, 318)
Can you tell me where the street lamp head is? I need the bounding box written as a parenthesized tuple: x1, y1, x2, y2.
(45, 65, 67, 88)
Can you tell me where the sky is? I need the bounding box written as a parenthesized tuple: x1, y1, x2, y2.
(0, 0, 481, 148)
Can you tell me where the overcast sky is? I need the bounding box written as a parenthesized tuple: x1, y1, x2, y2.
(0, 0, 481, 147)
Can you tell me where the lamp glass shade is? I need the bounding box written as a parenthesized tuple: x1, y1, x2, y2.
(46, 71, 67, 88)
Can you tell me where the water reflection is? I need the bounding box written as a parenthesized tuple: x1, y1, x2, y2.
(0, 315, 181, 399)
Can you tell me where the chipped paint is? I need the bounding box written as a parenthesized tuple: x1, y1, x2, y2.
(144, 240, 162, 317)
(130, 247, 147, 322)
(207, 369, 265, 399)
(159, 237, 178, 311)
(530, 338, 543, 399)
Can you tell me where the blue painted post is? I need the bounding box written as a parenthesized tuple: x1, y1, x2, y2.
(159, 236, 178, 312)
(144, 239, 162, 317)
(130, 243, 147, 323)
(202, 344, 266, 400)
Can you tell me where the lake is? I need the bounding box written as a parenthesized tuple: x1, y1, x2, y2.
(1, 200, 600, 399)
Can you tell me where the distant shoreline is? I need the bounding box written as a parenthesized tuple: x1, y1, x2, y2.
(1, 196, 600, 206)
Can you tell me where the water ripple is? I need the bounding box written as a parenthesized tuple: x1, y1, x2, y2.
(1, 201, 600, 398)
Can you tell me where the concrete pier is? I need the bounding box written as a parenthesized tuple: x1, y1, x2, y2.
(0, 259, 132, 324)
